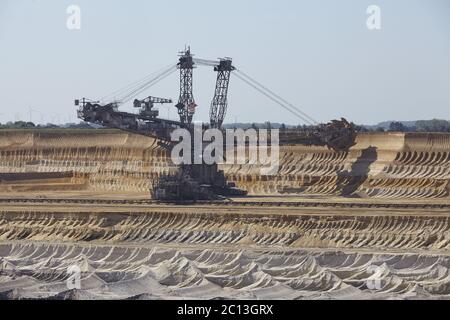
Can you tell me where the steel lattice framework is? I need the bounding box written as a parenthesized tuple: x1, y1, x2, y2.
(209, 59, 235, 128)
(176, 48, 196, 125)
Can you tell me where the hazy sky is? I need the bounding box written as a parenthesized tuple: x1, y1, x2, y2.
(0, 0, 449, 125)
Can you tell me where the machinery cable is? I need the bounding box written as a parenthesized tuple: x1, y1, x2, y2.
(235, 69, 318, 125)
(100, 63, 178, 104)
(233, 71, 316, 126)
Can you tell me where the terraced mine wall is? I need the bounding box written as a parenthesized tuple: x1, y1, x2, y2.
(2, 209, 450, 251)
(2, 207, 450, 299)
(0, 130, 173, 194)
(0, 129, 448, 199)
(1, 129, 450, 299)
(224, 132, 450, 199)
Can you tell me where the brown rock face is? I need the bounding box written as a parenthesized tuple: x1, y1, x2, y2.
(0, 129, 173, 195)
(0, 130, 448, 199)
(0, 129, 449, 300)
(222, 132, 450, 199)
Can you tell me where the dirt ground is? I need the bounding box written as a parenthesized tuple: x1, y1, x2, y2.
(0, 129, 449, 299)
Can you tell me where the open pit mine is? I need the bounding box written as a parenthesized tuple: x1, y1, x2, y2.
(0, 48, 449, 300)
(0, 129, 449, 300)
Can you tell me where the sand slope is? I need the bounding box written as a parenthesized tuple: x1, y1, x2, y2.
(1, 244, 450, 300)
(0, 130, 448, 199)
(1, 130, 449, 300)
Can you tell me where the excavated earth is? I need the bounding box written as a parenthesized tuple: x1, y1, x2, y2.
(0, 129, 449, 300)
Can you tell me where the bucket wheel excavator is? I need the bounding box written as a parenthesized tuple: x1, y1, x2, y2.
(76, 47, 357, 201)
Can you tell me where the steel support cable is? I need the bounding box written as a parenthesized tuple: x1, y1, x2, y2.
(235, 69, 318, 125)
(100, 63, 178, 103)
(233, 72, 315, 125)
(101, 63, 177, 102)
(118, 65, 178, 104)
(116, 64, 177, 104)
(119, 66, 176, 104)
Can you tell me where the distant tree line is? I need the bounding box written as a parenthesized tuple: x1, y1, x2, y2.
(0, 121, 36, 129)
(0, 121, 92, 129)
(385, 119, 450, 133)
(1, 119, 449, 133)
(246, 120, 450, 133)
(413, 119, 450, 132)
